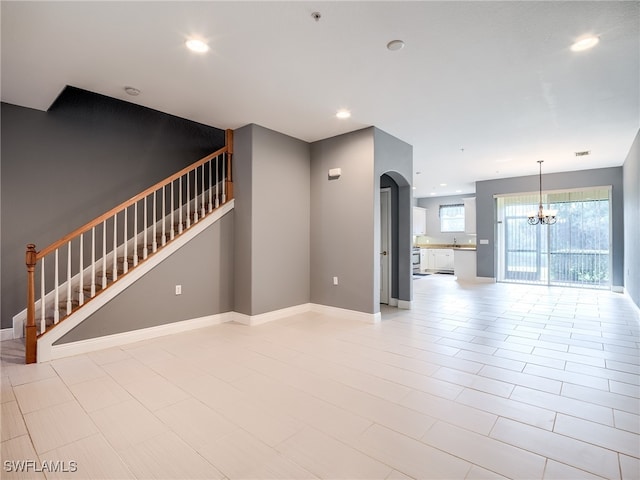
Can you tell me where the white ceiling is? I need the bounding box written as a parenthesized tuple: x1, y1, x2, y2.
(2, 1, 638, 197)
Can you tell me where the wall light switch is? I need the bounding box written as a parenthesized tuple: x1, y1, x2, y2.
(175, 285, 182, 295)
(333, 276, 339, 286)
(328, 168, 341, 179)
(479, 239, 489, 245)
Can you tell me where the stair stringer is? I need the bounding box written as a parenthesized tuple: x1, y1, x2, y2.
(36, 200, 234, 362)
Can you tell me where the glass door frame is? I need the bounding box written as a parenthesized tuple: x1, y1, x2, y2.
(495, 186, 613, 290)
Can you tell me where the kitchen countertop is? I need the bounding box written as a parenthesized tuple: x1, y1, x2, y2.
(415, 244, 477, 251)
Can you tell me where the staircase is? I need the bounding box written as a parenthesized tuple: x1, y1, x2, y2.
(23, 130, 234, 363)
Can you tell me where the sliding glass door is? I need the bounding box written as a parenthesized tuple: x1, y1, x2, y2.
(496, 188, 611, 289)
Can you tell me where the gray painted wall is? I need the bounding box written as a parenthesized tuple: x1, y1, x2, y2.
(476, 167, 624, 288)
(310, 128, 376, 313)
(55, 211, 235, 343)
(233, 125, 254, 315)
(623, 130, 640, 309)
(374, 128, 413, 304)
(233, 124, 310, 316)
(1, 88, 225, 329)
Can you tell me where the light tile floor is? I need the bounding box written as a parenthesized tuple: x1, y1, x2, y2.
(1, 275, 639, 479)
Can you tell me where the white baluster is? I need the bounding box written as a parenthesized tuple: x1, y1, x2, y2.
(193, 168, 199, 224)
(179, 179, 183, 234)
(143, 198, 149, 259)
(170, 181, 175, 240)
(133, 202, 139, 267)
(215, 156, 220, 208)
(112, 213, 118, 282)
(123, 208, 128, 274)
(186, 172, 191, 228)
(201, 165, 206, 218)
(91, 227, 96, 297)
(152, 192, 157, 252)
(208, 159, 213, 213)
(102, 221, 107, 289)
(162, 186, 166, 246)
(222, 153, 226, 203)
(40, 258, 45, 332)
(66, 241, 72, 315)
(79, 233, 84, 306)
(54, 249, 60, 324)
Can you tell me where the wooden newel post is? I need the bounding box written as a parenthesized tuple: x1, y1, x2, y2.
(225, 129, 234, 200)
(25, 244, 38, 364)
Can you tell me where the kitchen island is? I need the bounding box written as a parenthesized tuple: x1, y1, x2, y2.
(453, 247, 477, 282)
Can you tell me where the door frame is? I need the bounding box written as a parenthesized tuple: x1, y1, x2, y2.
(380, 187, 392, 304)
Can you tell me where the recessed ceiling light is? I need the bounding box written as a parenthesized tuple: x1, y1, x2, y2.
(440, 183, 447, 187)
(571, 36, 599, 52)
(336, 109, 351, 119)
(387, 40, 405, 51)
(124, 86, 140, 96)
(186, 38, 209, 53)
(412, 186, 417, 190)
(455, 190, 462, 193)
(430, 192, 436, 196)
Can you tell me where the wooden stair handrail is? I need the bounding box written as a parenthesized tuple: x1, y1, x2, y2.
(37, 141, 229, 259)
(25, 129, 233, 364)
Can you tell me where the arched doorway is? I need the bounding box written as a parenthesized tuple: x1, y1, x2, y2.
(379, 172, 412, 309)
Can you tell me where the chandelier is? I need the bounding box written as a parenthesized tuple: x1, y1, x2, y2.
(527, 160, 557, 225)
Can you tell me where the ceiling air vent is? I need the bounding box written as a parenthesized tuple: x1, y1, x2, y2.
(575, 150, 591, 157)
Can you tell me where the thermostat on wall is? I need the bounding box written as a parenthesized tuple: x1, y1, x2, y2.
(328, 168, 341, 179)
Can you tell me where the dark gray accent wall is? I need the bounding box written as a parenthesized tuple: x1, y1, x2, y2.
(310, 128, 376, 313)
(55, 211, 234, 344)
(476, 167, 624, 288)
(623, 130, 640, 309)
(1, 88, 225, 329)
(233, 124, 310, 316)
(374, 128, 413, 305)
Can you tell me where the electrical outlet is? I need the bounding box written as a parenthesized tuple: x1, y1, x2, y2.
(175, 285, 182, 295)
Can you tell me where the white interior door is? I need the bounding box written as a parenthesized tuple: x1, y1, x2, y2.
(380, 188, 391, 304)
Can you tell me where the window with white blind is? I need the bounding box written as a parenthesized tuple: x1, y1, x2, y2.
(439, 204, 465, 232)
(495, 187, 611, 289)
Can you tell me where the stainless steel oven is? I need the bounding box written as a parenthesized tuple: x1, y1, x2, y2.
(412, 247, 421, 274)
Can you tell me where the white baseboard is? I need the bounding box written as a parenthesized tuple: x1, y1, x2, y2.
(43, 312, 235, 362)
(32, 298, 382, 362)
(397, 300, 412, 310)
(385, 298, 411, 309)
(1, 328, 14, 341)
(233, 303, 312, 326)
(612, 285, 624, 294)
(310, 304, 381, 324)
(13, 319, 24, 339)
(622, 289, 640, 317)
(475, 277, 496, 283)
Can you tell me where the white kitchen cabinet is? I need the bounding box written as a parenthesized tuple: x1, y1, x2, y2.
(423, 248, 454, 272)
(464, 197, 476, 234)
(434, 249, 454, 271)
(413, 207, 427, 235)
